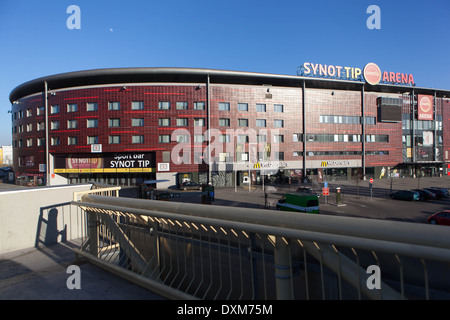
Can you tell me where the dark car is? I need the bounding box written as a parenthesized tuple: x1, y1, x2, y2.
(389, 190, 419, 201)
(296, 186, 320, 196)
(427, 210, 450, 226)
(180, 181, 203, 191)
(424, 188, 448, 199)
(412, 189, 437, 201)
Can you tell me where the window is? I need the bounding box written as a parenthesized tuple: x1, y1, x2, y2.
(238, 119, 248, 127)
(67, 103, 78, 113)
(238, 103, 248, 111)
(51, 137, 60, 146)
(219, 102, 230, 111)
(176, 118, 188, 126)
(51, 121, 60, 130)
(87, 119, 98, 128)
(177, 135, 190, 143)
(159, 135, 171, 143)
(194, 134, 204, 143)
(162, 151, 171, 162)
(87, 136, 98, 144)
(194, 118, 205, 127)
(26, 124, 33, 132)
(219, 153, 230, 162)
(38, 122, 45, 131)
(109, 118, 120, 127)
(159, 118, 170, 126)
(26, 138, 33, 147)
(131, 118, 144, 127)
(67, 120, 78, 129)
(176, 101, 188, 110)
(274, 119, 284, 128)
(158, 101, 170, 110)
(132, 135, 144, 144)
(219, 134, 230, 143)
(237, 135, 249, 143)
(27, 109, 32, 117)
(109, 136, 121, 144)
(194, 102, 205, 110)
(256, 104, 266, 112)
(274, 104, 284, 113)
(108, 102, 120, 111)
(131, 101, 144, 110)
(219, 118, 230, 127)
(275, 152, 284, 161)
(257, 135, 267, 143)
(87, 102, 98, 111)
(68, 137, 78, 146)
(37, 138, 45, 147)
(51, 105, 60, 114)
(256, 119, 266, 127)
(273, 135, 284, 143)
(37, 107, 44, 115)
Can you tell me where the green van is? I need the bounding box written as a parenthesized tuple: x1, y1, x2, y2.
(276, 192, 320, 214)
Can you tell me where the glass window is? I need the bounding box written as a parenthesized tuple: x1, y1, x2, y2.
(256, 104, 266, 112)
(87, 136, 98, 144)
(159, 135, 171, 143)
(51, 105, 60, 114)
(109, 136, 121, 144)
(219, 134, 230, 143)
(177, 118, 188, 126)
(176, 101, 188, 110)
(238, 119, 248, 127)
(274, 119, 284, 128)
(68, 137, 78, 145)
(238, 103, 248, 111)
(132, 135, 144, 144)
(194, 118, 205, 127)
(274, 104, 284, 112)
(109, 118, 120, 127)
(219, 118, 230, 127)
(131, 118, 144, 127)
(177, 135, 190, 143)
(108, 102, 120, 110)
(131, 101, 144, 110)
(273, 135, 284, 143)
(194, 102, 205, 110)
(67, 120, 78, 129)
(51, 137, 60, 146)
(159, 118, 170, 126)
(219, 102, 230, 111)
(194, 134, 204, 143)
(158, 101, 170, 110)
(87, 102, 98, 111)
(67, 103, 78, 112)
(87, 119, 98, 128)
(256, 119, 266, 127)
(51, 121, 60, 130)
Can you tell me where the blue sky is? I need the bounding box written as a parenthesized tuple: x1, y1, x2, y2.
(0, 0, 449, 146)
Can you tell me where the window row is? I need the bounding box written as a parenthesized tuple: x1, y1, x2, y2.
(292, 151, 390, 156)
(293, 133, 389, 143)
(220, 102, 284, 113)
(319, 115, 377, 125)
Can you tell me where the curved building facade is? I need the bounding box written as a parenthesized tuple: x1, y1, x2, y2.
(9, 67, 450, 187)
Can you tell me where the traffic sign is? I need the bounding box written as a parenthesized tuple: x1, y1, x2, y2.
(370, 178, 373, 184)
(322, 187, 329, 196)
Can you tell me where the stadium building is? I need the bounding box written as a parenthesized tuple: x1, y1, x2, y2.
(9, 66, 450, 187)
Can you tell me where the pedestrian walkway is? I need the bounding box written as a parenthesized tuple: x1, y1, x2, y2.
(0, 241, 165, 300)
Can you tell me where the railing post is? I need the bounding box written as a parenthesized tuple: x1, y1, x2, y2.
(87, 210, 99, 257)
(274, 236, 293, 300)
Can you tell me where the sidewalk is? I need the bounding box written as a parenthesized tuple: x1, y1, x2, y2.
(0, 242, 165, 300)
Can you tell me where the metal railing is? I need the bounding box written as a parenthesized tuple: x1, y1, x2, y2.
(71, 195, 450, 300)
(73, 182, 121, 202)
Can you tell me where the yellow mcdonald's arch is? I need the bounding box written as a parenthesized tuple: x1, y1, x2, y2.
(253, 163, 261, 169)
(321, 161, 327, 167)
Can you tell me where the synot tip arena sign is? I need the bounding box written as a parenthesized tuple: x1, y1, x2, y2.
(298, 62, 414, 86)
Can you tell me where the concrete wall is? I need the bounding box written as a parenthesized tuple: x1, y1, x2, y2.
(0, 184, 92, 254)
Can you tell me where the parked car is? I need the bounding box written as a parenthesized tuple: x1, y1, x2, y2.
(424, 187, 448, 199)
(389, 190, 419, 201)
(427, 210, 450, 226)
(180, 181, 203, 191)
(296, 186, 320, 196)
(412, 189, 437, 201)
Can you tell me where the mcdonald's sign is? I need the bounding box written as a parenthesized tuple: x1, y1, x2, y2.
(321, 161, 327, 167)
(254, 163, 261, 169)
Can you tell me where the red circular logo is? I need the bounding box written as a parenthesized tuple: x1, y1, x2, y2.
(419, 96, 432, 112)
(363, 63, 381, 85)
